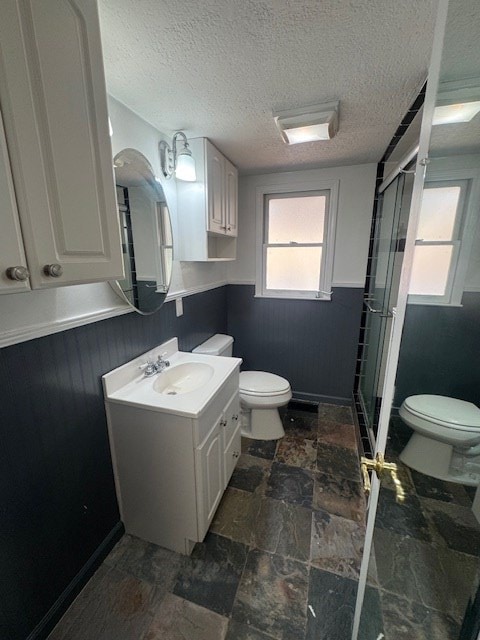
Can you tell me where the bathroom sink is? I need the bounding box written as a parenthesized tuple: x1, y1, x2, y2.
(103, 337, 242, 418)
(153, 362, 214, 395)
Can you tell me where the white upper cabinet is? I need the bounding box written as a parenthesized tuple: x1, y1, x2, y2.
(177, 137, 238, 261)
(207, 144, 226, 235)
(0, 112, 30, 294)
(224, 158, 238, 237)
(0, 0, 123, 290)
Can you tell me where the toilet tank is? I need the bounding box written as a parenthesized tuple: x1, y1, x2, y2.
(192, 334, 234, 357)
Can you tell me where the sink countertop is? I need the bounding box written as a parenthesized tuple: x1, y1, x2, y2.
(102, 337, 242, 418)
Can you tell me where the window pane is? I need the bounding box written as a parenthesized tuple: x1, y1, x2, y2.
(266, 247, 321, 291)
(409, 245, 453, 296)
(417, 187, 461, 241)
(268, 195, 326, 243)
(164, 247, 173, 285)
(161, 204, 173, 245)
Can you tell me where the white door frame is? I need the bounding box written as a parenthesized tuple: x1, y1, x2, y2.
(351, 1, 450, 636)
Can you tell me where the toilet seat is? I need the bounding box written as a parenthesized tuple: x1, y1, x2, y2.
(239, 371, 290, 397)
(403, 395, 480, 432)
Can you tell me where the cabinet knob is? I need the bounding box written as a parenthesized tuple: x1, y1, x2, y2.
(232, 414, 239, 421)
(6, 266, 29, 282)
(220, 419, 227, 427)
(43, 263, 63, 278)
(227, 226, 231, 231)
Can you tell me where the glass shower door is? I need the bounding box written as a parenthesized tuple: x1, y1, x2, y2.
(359, 173, 412, 438)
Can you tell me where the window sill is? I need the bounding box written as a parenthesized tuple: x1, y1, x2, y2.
(254, 293, 332, 302)
(407, 297, 463, 308)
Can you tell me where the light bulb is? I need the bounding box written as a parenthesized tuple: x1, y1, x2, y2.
(175, 152, 196, 182)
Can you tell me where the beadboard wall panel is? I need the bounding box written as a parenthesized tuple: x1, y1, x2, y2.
(0, 286, 227, 640)
(394, 292, 480, 407)
(227, 284, 363, 402)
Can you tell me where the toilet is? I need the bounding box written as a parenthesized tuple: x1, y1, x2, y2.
(399, 394, 480, 485)
(193, 334, 291, 440)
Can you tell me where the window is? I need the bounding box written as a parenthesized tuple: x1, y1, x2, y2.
(409, 174, 477, 306)
(255, 182, 338, 300)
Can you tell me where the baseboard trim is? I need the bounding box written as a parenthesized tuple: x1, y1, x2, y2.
(27, 521, 124, 640)
(293, 391, 352, 406)
(288, 399, 319, 413)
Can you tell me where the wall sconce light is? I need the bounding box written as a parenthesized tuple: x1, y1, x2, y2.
(273, 101, 339, 144)
(159, 131, 196, 182)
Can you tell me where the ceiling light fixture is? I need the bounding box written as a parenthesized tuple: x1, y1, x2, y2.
(432, 101, 480, 125)
(433, 78, 480, 126)
(159, 131, 196, 182)
(273, 101, 339, 144)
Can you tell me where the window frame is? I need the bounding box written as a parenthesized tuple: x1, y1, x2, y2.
(255, 180, 339, 301)
(408, 167, 480, 307)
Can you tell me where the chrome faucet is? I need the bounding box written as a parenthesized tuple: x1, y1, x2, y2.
(155, 353, 170, 373)
(139, 353, 170, 378)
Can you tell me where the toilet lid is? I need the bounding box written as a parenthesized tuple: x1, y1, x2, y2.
(240, 371, 290, 396)
(403, 395, 480, 429)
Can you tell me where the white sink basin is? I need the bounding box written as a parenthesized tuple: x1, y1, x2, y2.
(103, 337, 242, 418)
(153, 362, 214, 395)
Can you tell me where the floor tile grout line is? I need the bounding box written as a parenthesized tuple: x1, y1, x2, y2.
(376, 583, 469, 624)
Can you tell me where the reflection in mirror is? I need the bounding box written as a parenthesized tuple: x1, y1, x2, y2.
(112, 149, 173, 314)
(363, 1, 480, 638)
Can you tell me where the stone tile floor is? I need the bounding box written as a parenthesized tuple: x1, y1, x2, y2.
(48, 403, 367, 640)
(47, 407, 480, 639)
(367, 417, 480, 640)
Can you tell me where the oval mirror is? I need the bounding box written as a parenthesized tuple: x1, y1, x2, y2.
(111, 148, 173, 314)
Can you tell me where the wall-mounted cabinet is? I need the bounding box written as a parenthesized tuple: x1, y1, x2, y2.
(0, 112, 30, 294)
(177, 138, 238, 261)
(0, 0, 123, 293)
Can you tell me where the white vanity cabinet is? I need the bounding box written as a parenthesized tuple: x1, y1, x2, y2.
(0, 0, 123, 291)
(104, 356, 242, 555)
(177, 137, 238, 261)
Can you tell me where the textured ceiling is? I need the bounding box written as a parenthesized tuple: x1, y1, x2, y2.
(98, 0, 438, 174)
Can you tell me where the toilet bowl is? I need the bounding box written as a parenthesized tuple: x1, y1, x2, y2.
(239, 371, 291, 440)
(399, 394, 480, 485)
(193, 334, 291, 440)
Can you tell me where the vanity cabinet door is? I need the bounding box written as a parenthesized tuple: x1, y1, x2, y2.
(0, 110, 30, 294)
(206, 141, 225, 235)
(224, 159, 238, 237)
(0, 0, 123, 289)
(224, 424, 241, 488)
(222, 392, 241, 488)
(222, 392, 241, 451)
(195, 417, 224, 539)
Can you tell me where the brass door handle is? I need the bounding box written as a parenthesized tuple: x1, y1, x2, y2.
(360, 459, 372, 496)
(360, 453, 405, 503)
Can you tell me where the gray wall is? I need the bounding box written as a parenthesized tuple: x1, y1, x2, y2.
(394, 292, 480, 407)
(1, 282, 366, 639)
(227, 284, 364, 403)
(0, 287, 227, 640)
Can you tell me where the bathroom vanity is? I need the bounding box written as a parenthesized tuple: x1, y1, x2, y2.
(103, 338, 242, 554)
